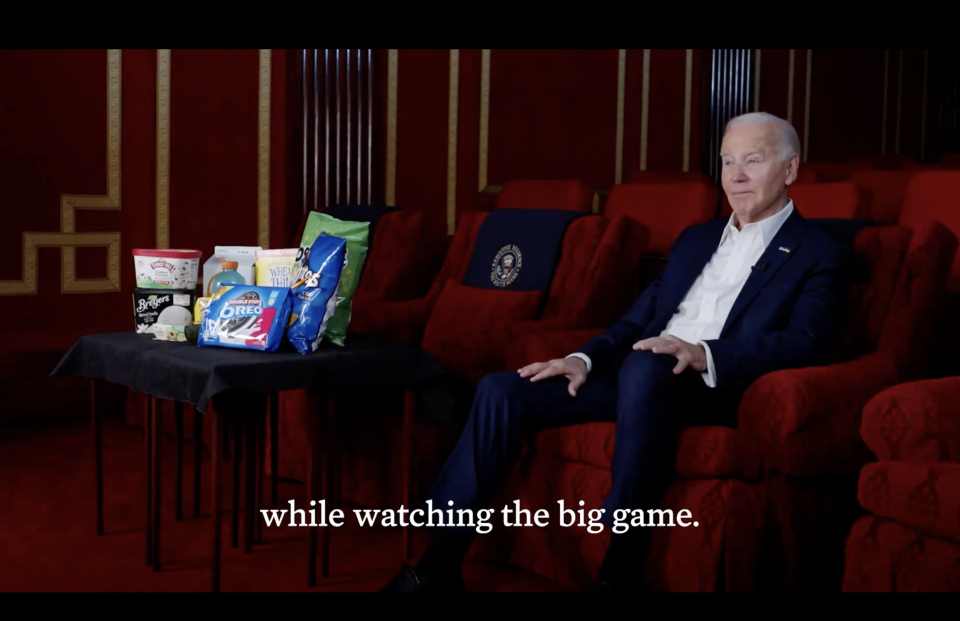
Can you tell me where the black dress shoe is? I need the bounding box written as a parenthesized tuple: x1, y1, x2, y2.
(379, 564, 467, 592)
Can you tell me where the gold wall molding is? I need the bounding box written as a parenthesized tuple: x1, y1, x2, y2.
(753, 49, 761, 112)
(447, 50, 459, 235)
(682, 49, 693, 172)
(0, 49, 122, 295)
(386, 50, 398, 205)
(157, 50, 170, 249)
(787, 49, 795, 123)
(615, 49, 626, 184)
(478, 49, 491, 192)
(258, 49, 271, 248)
(803, 49, 812, 162)
(639, 49, 650, 171)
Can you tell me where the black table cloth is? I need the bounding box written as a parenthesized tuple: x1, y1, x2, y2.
(51, 332, 448, 412)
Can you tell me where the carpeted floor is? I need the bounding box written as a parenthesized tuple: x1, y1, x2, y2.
(0, 417, 568, 592)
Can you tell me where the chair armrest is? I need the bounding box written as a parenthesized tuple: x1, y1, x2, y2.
(861, 376, 960, 464)
(739, 354, 900, 476)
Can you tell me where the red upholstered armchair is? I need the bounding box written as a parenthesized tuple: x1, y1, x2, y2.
(274, 182, 648, 505)
(472, 219, 957, 591)
(722, 180, 863, 219)
(495, 179, 596, 212)
(842, 376, 960, 592)
(349, 180, 603, 349)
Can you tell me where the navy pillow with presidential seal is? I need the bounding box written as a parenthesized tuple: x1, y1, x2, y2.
(198, 285, 293, 353)
(460, 208, 587, 292)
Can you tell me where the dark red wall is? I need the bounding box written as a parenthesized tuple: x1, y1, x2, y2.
(0, 49, 293, 422)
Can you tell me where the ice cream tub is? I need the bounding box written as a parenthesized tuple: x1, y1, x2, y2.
(132, 287, 196, 334)
(133, 249, 202, 289)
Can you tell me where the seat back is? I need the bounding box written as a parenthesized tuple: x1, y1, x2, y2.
(292, 207, 437, 302)
(495, 180, 595, 212)
(897, 171, 960, 291)
(848, 170, 915, 225)
(788, 182, 868, 219)
(831, 225, 912, 362)
(626, 170, 715, 185)
(604, 181, 718, 257)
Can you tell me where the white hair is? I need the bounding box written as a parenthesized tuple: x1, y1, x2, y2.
(725, 112, 801, 162)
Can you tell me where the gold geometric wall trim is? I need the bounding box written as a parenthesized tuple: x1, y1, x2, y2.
(386, 50, 398, 205)
(478, 49, 491, 193)
(446, 49, 459, 236)
(157, 50, 170, 249)
(258, 49, 271, 248)
(0, 49, 122, 295)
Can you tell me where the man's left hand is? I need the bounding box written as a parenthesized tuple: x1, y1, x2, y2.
(633, 336, 707, 374)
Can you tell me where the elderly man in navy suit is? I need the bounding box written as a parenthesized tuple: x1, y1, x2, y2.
(381, 112, 852, 592)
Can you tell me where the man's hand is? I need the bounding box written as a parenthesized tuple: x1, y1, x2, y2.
(518, 357, 588, 397)
(633, 336, 707, 374)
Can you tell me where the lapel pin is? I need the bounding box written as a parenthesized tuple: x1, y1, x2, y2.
(779, 247, 791, 253)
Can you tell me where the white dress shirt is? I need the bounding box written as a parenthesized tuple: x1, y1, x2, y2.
(568, 201, 794, 388)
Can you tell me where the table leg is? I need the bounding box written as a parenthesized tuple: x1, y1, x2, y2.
(269, 392, 279, 505)
(322, 396, 335, 579)
(91, 379, 103, 536)
(175, 402, 183, 521)
(402, 390, 415, 561)
(151, 395, 162, 572)
(231, 416, 241, 549)
(255, 403, 266, 544)
(306, 393, 320, 587)
(145, 395, 153, 567)
(194, 406, 202, 518)
(244, 410, 256, 554)
(210, 407, 223, 593)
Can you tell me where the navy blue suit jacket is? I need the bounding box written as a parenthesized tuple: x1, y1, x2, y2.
(578, 208, 853, 389)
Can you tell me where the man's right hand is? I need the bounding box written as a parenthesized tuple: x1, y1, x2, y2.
(517, 357, 588, 397)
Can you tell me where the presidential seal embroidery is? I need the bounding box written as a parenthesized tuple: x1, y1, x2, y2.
(491, 245, 521, 287)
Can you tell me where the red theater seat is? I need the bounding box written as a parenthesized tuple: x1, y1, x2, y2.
(843, 377, 960, 592)
(471, 219, 958, 591)
(849, 170, 915, 225)
(495, 179, 595, 212)
(275, 183, 647, 509)
(787, 182, 869, 219)
(804, 162, 871, 182)
(626, 170, 715, 185)
(721, 179, 862, 219)
(897, 171, 960, 292)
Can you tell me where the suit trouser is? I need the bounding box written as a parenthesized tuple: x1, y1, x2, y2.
(417, 349, 743, 575)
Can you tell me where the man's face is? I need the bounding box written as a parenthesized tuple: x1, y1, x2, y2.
(720, 122, 798, 224)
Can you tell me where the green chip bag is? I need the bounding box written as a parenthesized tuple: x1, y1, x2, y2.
(294, 212, 369, 346)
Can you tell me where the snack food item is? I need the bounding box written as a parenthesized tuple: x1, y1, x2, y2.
(198, 285, 292, 353)
(133, 249, 202, 289)
(153, 323, 199, 342)
(255, 248, 298, 288)
(286, 234, 348, 354)
(132, 288, 195, 334)
(194, 297, 211, 324)
(295, 213, 369, 346)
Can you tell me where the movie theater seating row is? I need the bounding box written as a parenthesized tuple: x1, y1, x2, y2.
(124, 163, 960, 591)
(842, 376, 960, 592)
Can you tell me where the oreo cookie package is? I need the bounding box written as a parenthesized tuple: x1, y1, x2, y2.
(198, 285, 292, 353)
(286, 234, 347, 354)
